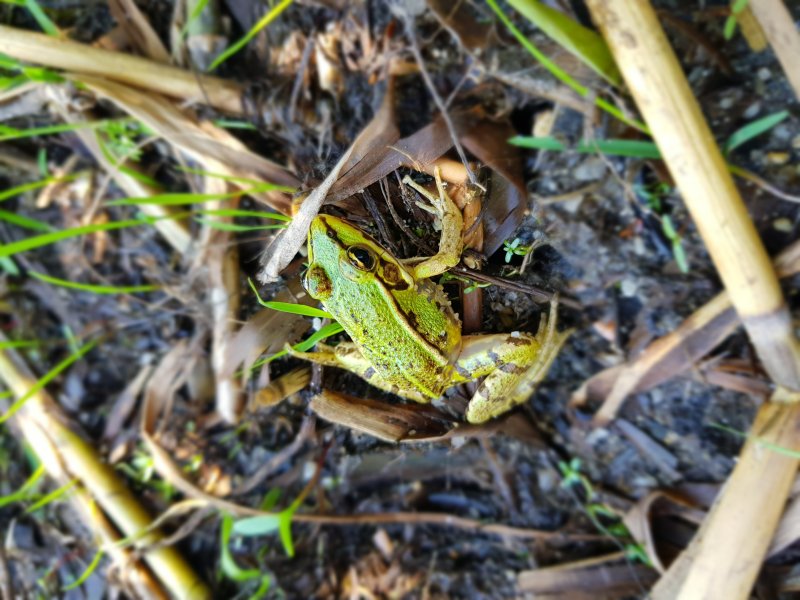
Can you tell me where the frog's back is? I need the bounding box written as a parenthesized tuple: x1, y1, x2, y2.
(330, 276, 460, 398)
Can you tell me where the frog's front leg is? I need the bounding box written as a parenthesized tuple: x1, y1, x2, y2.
(453, 302, 572, 424)
(401, 167, 464, 279)
(287, 342, 431, 403)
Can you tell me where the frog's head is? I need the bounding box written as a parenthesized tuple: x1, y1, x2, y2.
(303, 214, 414, 304)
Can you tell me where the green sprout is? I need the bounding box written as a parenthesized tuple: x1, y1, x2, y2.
(635, 182, 689, 273)
(503, 237, 534, 263)
(559, 458, 652, 566)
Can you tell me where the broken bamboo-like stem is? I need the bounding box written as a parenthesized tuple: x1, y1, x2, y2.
(585, 0, 800, 390)
(749, 0, 800, 99)
(0, 25, 243, 114)
(651, 393, 800, 599)
(0, 335, 211, 599)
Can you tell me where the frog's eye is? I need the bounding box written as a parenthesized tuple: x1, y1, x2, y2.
(347, 246, 376, 271)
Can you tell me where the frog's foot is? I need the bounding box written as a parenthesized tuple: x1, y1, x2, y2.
(401, 167, 464, 279)
(456, 300, 572, 424)
(286, 342, 431, 404)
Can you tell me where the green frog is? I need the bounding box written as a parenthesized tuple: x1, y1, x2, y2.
(288, 171, 570, 424)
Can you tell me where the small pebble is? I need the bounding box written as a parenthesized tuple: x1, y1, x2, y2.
(766, 151, 790, 165)
(773, 217, 793, 232)
(743, 102, 761, 119)
(719, 96, 735, 110)
(792, 135, 800, 150)
(620, 277, 638, 297)
(757, 67, 771, 80)
(573, 156, 606, 181)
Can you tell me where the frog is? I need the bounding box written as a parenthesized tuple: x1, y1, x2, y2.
(287, 169, 571, 424)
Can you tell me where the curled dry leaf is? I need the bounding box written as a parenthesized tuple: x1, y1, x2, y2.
(622, 490, 704, 574)
(310, 390, 453, 443)
(517, 552, 658, 596)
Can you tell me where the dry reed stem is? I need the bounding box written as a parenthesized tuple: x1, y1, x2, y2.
(749, 0, 800, 98)
(652, 393, 800, 599)
(586, 0, 800, 389)
(0, 25, 243, 113)
(0, 335, 211, 599)
(195, 172, 243, 423)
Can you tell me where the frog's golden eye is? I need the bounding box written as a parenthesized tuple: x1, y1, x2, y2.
(347, 245, 376, 271)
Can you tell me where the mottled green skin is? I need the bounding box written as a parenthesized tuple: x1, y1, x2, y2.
(303, 214, 461, 398)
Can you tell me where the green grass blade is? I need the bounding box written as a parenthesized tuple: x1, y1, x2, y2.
(23, 0, 59, 35)
(0, 464, 45, 509)
(106, 183, 292, 207)
(220, 513, 272, 595)
(250, 322, 344, 371)
(0, 174, 80, 203)
(62, 549, 105, 591)
(27, 271, 160, 294)
(260, 301, 333, 319)
(0, 121, 107, 142)
(711, 422, 800, 459)
(0, 340, 40, 350)
(213, 119, 259, 130)
(724, 110, 790, 154)
(0, 209, 54, 232)
(486, 0, 647, 133)
(0, 219, 146, 258)
(181, 0, 212, 37)
(509, 136, 662, 159)
(194, 219, 286, 232)
(208, 0, 294, 71)
(176, 166, 294, 190)
(248, 279, 333, 318)
(26, 478, 77, 512)
(506, 0, 621, 85)
(196, 208, 290, 221)
(0, 339, 98, 424)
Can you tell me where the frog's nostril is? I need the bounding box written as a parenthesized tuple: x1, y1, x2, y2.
(303, 264, 333, 300)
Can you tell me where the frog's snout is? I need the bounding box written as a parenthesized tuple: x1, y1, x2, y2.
(303, 263, 333, 300)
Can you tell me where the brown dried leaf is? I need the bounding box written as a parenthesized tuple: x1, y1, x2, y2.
(259, 88, 399, 281)
(517, 552, 658, 597)
(108, 0, 171, 63)
(76, 75, 298, 210)
(426, 0, 492, 50)
(310, 390, 453, 442)
(220, 309, 309, 382)
(623, 491, 700, 574)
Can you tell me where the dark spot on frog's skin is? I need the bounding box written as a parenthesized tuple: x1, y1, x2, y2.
(380, 261, 409, 290)
(455, 364, 471, 379)
(506, 336, 532, 346)
(488, 351, 502, 365)
(364, 367, 376, 379)
(500, 362, 526, 374)
(405, 310, 420, 331)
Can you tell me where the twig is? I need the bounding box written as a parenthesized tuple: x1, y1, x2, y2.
(232, 415, 316, 496)
(401, 12, 477, 184)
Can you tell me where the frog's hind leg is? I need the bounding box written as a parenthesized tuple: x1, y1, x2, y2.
(457, 303, 572, 424)
(286, 342, 430, 403)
